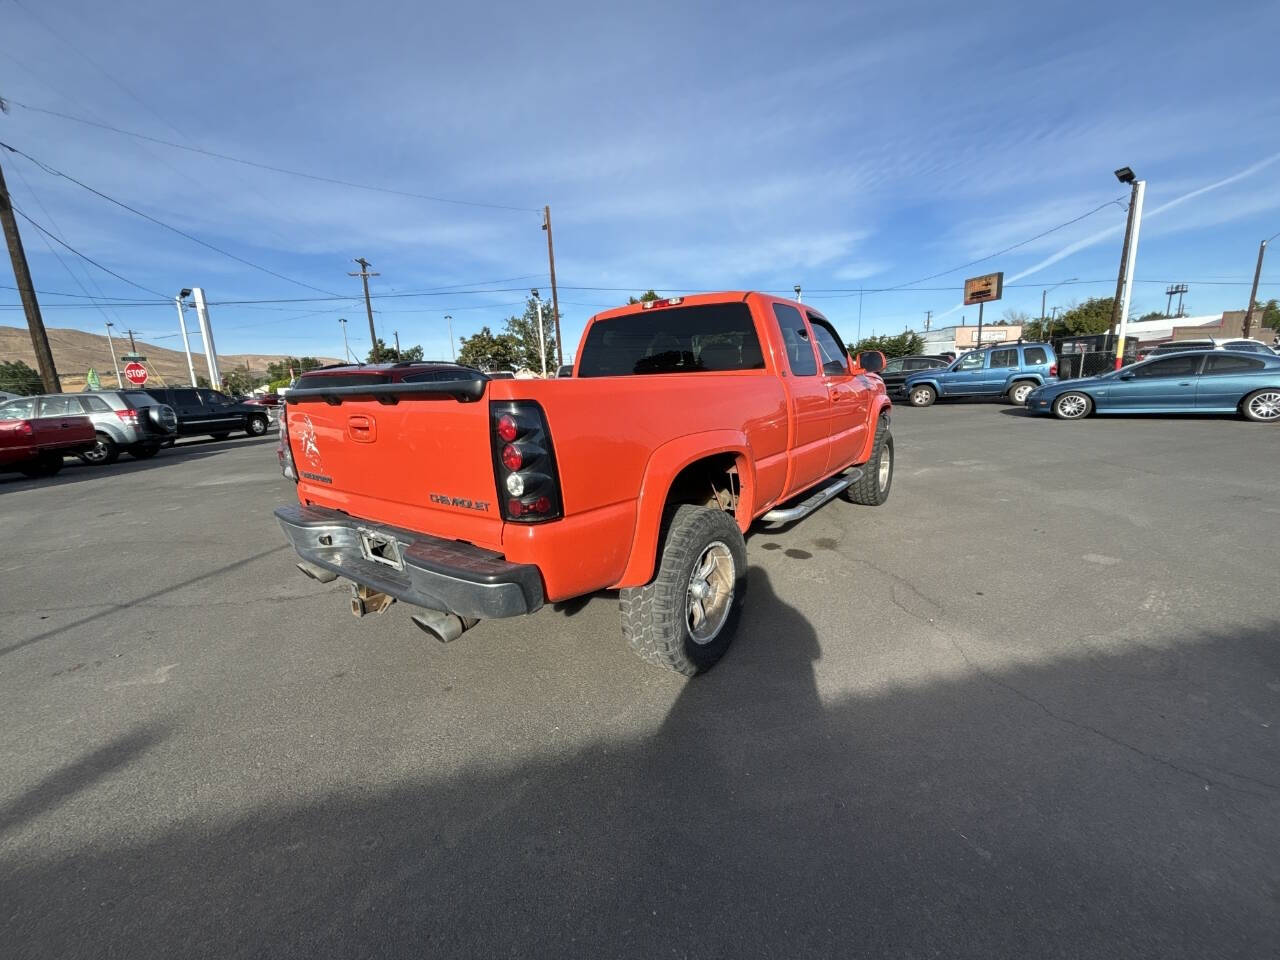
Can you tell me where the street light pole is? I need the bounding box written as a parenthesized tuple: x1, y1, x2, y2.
(1242, 232, 1278, 340)
(445, 315, 455, 360)
(104, 321, 122, 387)
(1113, 177, 1146, 369)
(1040, 278, 1077, 341)
(339, 318, 350, 363)
(1109, 168, 1142, 341)
(175, 289, 198, 386)
(531, 289, 547, 377)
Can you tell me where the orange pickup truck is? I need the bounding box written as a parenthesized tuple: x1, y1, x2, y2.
(275, 291, 892, 674)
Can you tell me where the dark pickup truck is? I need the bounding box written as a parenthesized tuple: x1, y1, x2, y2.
(0, 398, 96, 477)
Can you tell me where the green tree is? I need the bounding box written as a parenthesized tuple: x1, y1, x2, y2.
(1253, 298, 1279, 330)
(1137, 310, 1166, 323)
(0, 359, 43, 395)
(223, 368, 263, 397)
(400, 344, 425, 362)
(503, 296, 560, 372)
(850, 332, 925, 359)
(265, 357, 322, 381)
(365, 338, 427, 362)
(457, 326, 523, 371)
(627, 290, 660, 304)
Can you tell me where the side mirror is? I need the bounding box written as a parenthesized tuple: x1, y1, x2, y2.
(856, 350, 886, 374)
(1119, 371, 1136, 380)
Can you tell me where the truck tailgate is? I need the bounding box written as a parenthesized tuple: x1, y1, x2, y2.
(284, 385, 503, 550)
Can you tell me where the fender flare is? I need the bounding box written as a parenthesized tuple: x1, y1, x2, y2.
(613, 430, 754, 589)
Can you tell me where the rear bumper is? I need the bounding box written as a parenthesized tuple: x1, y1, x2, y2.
(275, 504, 543, 620)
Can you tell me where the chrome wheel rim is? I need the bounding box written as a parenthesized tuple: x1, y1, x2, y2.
(1057, 394, 1087, 418)
(687, 541, 735, 645)
(878, 442, 892, 490)
(911, 388, 931, 406)
(1013, 384, 1032, 404)
(1249, 391, 1280, 421)
(83, 440, 109, 463)
(249, 418, 267, 435)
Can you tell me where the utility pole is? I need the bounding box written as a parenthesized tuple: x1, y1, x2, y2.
(175, 290, 199, 386)
(541, 206, 563, 367)
(125, 329, 139, 352)
(0, 155, 60, 392)
(1108, 168, 1143, 338)
(1241, 235, 1276, 340)
(104, 321, 122, 387)
(339, 318, 350, 363)
(349, 257, 380, 359)
(924, 310, 932, 332)
(393, 330, 401, 361)
(1112, 178, 1146, 369)
(444, 315, 455, 360)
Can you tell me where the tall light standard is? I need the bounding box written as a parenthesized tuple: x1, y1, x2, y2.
(1109, 166, 1146, 369)
(794, 284, 803, 304)
(104, 320, 122, 386)
(530, 289, 548, 377)
(174, 289, 199, 386)
(338, 318, 350, 363)
(1040, 277, 1078, 341)
(1242, 230, 1280, 340)
(444, 315, 455, 360)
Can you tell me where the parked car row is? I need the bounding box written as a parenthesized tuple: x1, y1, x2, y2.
(890, 342, 1280, 423)
(1, 385, 276, 478)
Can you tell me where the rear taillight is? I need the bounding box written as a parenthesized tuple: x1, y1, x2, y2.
(115, 409, 139, 425)
(1049, 364, 1058, 377)
(491, 401, 562, 523)
(17, 420, 33, 437)
(278, 412, 298, 481)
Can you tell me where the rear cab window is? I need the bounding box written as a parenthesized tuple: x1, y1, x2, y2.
(577, 301, 766, 377)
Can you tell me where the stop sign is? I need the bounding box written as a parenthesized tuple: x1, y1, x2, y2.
(123, 361, 148, 386)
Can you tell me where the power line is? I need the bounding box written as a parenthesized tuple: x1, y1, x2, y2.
(7, 202, 168, 297)
(5, 99, 541, 214)
(0, 141, 343, 297)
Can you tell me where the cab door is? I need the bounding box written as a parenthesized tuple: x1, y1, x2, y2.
(770, 302, 830, 497)
(807, 313, 868, 471)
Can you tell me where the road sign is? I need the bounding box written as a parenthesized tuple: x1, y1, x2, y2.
(964, 272, 1004, 305)
(123, 361, 149, 386)
(120, 352, 148, 363)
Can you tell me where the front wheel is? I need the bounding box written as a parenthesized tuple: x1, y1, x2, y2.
(78, 433, 119, 465)
(1241, 389, 1280, 422)
(908, 384, 936, 407)
(245, 415, 269, 437)
(1052, 392, 1092, 420)
(842, 418, 893, 505)
(620, 504, 747, 676)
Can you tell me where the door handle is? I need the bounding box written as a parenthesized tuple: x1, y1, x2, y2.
(1177, 381, 1191, 386)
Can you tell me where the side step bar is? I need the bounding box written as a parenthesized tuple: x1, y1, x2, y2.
(762, 469, 862, 524)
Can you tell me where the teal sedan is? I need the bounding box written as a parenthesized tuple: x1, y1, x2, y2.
(1026, 350, 1280, 422)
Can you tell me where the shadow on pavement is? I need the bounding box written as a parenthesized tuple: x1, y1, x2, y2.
(3, 569, 1277, 958)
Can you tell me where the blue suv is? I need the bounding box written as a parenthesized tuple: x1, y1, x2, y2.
(901, 342, 1058, 407)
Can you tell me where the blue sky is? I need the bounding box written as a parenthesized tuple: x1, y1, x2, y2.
(2, 0, 1278, 361)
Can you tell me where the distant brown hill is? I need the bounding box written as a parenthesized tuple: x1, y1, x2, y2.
(0, 325, 339, 392)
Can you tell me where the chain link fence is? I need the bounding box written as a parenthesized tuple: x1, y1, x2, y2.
(1053, 335, 1140, 380)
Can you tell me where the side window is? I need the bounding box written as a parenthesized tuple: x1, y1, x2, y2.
(1133, 355, 1202, 378)
(901, 358, 925, 371)
(173, 389, 201, 406)
(989, 348, 1018, 368)
(807, 317, 849, 376)
(80, 395, 112, 412)
(39, 396, 82, 416)
(881, 358, 905, 374)
(1023, 347, 1048, 365)
(772, 303, 817, 376)
(1203, 355, 1264, 375)
(0, 398, 36, 420)
(957, 353, 984, 370)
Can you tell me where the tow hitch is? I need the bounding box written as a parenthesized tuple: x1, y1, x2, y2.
(350, 583, 395, 617)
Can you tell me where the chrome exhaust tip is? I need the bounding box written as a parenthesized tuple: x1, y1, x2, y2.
(296, 561, 338, 583)
(410, 610, 477, 643)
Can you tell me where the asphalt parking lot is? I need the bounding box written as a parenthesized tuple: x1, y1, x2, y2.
(2, 407, 1277, 959)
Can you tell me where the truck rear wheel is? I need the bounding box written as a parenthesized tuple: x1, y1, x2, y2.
(620, 504, 747, 676)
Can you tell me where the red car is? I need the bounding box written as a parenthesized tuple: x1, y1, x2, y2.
(0, 398, 96, 477)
